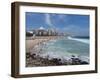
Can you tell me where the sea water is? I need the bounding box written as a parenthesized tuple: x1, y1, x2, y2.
(39, 37, 89, 63)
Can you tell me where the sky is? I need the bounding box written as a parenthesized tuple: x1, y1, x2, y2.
(26, 12, 89, 37)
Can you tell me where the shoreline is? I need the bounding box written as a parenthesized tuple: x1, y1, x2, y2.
(26, 36, 89, 67)
(26, 36, 62, 53)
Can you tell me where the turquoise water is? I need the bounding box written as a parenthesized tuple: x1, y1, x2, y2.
(39, 37, 89, 62)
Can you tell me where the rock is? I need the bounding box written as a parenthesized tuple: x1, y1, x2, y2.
(31, 53, 36, 59)
(80, 61, 89, 64)
(71, 55, 75, 58)
(50, 58, 62, 65)
(26, 52, 31, 58)
(71, 57, 81, 65)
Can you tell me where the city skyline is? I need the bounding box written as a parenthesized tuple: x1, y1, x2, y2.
(26, 12, 89, 37)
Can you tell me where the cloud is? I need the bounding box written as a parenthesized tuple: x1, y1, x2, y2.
(62, 25, 89, 36)
(44, 14, 67, 28)
(44, 13, 70, 32)
(45, 14, 53, 27)
(58, 14, 67, 19)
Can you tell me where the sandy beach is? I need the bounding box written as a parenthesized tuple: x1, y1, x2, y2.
(26, 36, 60, 53)
(26, 36, 89, 67)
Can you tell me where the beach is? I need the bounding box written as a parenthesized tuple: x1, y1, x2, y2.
(26, 36, 65, 67)
(26, 36, 60, 53)
(26, 36, 89, 67)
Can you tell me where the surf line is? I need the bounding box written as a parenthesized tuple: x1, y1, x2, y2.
(68, 37, 89, 44)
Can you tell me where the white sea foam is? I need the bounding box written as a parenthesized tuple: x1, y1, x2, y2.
(68, 37, 89, 44)
(39, 51, 89, 62)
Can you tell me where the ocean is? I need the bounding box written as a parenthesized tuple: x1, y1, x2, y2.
(38, 37, 90, 63)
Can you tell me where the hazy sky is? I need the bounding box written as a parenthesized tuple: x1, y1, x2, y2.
(26, 12, 89, 36)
